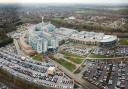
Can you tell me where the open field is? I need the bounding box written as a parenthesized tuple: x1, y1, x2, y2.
(64, 56, 84, 64)
(119, 39, 128, 45)
(62, 51, 84, 58)
(61, 51, 84, 64)
(74, 68, 81, 74)
(56, 59, 76, 72)
(32, 54, 43, 61)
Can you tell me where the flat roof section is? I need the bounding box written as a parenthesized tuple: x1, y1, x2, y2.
(100, 35, 118, 43)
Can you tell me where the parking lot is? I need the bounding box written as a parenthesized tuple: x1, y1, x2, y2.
(83, 59, 128, 89)
(0, 49, 74, 89)
(0, 24, 75, 89)
(60, 43, 92, 56)
(0, 43, 17, 54)
(93, 46, 128, 57)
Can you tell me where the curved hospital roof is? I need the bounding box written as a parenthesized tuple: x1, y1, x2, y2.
(100, 35, 117, 43)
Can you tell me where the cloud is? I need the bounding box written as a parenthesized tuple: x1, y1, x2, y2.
(0, 0, 127, 4)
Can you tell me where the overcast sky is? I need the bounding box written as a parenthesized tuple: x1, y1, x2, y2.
(0, 0, 128, 4)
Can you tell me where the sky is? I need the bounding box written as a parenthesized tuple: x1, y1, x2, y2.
(0, 0, 128, 4)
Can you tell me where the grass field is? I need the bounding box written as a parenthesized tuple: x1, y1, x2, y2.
(64, 56, 84, 64)
(119, 39, 128, 45)
(56, 59, 76, 72)
(61, 52, 84, 64)
(61, 51, 84, 64)
(62, 51, 84, 58)
(52, 17, 62, 21)
(74, 68, 81, 74)
(32, 54, 43, 61)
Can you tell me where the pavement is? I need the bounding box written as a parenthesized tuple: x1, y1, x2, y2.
(50, 59, 100, 89)
(0, 50, 74, 89)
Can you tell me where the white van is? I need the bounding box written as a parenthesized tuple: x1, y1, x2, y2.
(108, 80, 112, 85)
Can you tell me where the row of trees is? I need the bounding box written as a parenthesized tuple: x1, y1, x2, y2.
(50, 18, 128, 34)
(0, 6, 22, 47)
(0, 35, 13, 47)
(0, 6, 21, 33)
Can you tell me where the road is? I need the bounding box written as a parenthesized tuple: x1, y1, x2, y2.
(52, 46, 100, 89)
(50, 59, 100, 89)
(13, 39, 22, 55)
(86, 56, 128, 60)
(73, 48, 94, 73)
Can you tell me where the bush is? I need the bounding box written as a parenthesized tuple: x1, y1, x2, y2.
(0, 35, 13, 47)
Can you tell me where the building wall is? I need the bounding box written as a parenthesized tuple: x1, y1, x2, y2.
(28, 30, 59, 53)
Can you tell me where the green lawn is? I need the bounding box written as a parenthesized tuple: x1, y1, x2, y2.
(61, 51, 84, 64)
(52, 17, 63, 21)
(74, 68, 81, 74)
(65, 56, 84, 64)
(119, 39, 128, 45)
(88, 54, 112, 58)
(62, 51, 84, 58)
(56, 59, 76, 72)
(32, 54, 43, 61)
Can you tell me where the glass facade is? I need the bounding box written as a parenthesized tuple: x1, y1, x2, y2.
(28, 22, 59, 53)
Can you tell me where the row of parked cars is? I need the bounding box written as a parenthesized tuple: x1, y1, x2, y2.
(93, 46, 128, 57)
(83, 60, 128, 89)
(0, 50, 74, 89)
(62, 46, 92, 56)
(0, 44, 17, 54)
